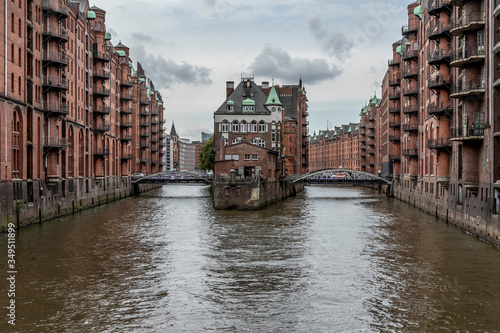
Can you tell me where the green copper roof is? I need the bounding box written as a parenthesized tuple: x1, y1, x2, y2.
(156, 97, 159, 101)
(348, 127, 352, 133)
(139, 78, 145, 83)
(145, 85, 149, 89)
(116, 50, 125, 57)
(128, 61, 132, 68)
(158, 102, 163, 106)
(227, 99, 235, 106)
(149, 91, 155, 96)
(396, 45, 403, 56)
(355, 125, 359, 131)
(105, 32, 112, 40)
(414, 5, 423, 20)
(87, 11, 96, 20)
(371, 93, 377, 104)
(265, 86, 282, 106)
(242, 98, 255, 106)
(163, 107, 166, 110)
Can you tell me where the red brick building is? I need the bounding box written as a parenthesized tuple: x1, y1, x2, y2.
(0, 0, 165, 230)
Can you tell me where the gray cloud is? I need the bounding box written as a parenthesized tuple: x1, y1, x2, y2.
(249, 44, 342, 85)
(128, 34, 212, 89)
(307, 14, 353, 62)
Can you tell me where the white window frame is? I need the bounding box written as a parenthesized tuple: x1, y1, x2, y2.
(251, 121, 257, 133)
(221, 120, 228, 132)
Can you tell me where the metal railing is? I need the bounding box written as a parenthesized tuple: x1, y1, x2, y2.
(451, 11, 485, 30)
(451, 79, 485, 95)
(42, 51, 68, 65)
(42, 25, 68, 40)
(451, 44, 485, 63)
(44, 137, 68, 147)
(428, 138, 451, 149)
(403, 148, 418, 156)
(43, 102, 68, 114)
(451, 124, 485, 138)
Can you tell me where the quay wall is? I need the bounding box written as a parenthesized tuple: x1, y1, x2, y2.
(212, 179, 303, 210)
(391, 179, 500, 248)
(0, 178, 160, 232)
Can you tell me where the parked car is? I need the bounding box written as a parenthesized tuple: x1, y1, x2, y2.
(131, 173, 145, 181)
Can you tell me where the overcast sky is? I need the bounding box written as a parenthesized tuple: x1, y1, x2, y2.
(101, 0, 412, 141)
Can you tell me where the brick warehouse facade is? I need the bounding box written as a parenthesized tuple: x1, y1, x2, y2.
(0, 0, 165, 230)
(309, 0, 500, 246)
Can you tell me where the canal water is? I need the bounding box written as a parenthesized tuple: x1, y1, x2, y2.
(1, 185, 500, 332)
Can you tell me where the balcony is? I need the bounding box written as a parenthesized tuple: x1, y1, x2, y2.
(140, 98, 150, 105)
(495, 29, 500, 54)
(389, 154, 401, 161)
(428, 48, 451, 65)
(389, 135, 401, 142)
(402, 23, 418, 37)
(93, 105, 110, 116)
(403, 148, 418, 158)
(140, 122, 150, 127)
(120, 135, 132, 141)
(389, 90, 401, 100)
(93, 70, 110, 81)
(42, 51, 68, 67)
(428, 21, 451, 41)
(140, 110, 150, 116)
(120, 121, 133, 128)
(42, 25, 68, 42)
(388, 59, 400, 67)
(450, 79, 485, 98)
(496, 0, 500, 17)
(389, 121, 401, 128)
(93, 51, 110, 63)
(389, 107, 400, 115)
(389, 77, 401, 86)
(402, 86, 419, 97)
(120, 92, 133, 101)
(94, 148, 110, 158)
(402, 123, 419, 133)
(120, 80, 134, 87)
(42, 0, 69, 18)
(402, 49, 419, 61)
(427, 0, 452, 16)
(428, 75, 452, 91)
(43, 137, 68, 150)
(428, 138, 452, 154)
(450, 44, 485, 67)
(93, 123, 110, 132)
(140, 142, 149, 149)
(42, 102, 68, 116)
(121, 154, 133, 160)
(450, 12, 485, 36)
(120, 108, 133, 114)
(42, 77, 68, 91)
(140, 132, 149, 137)
(451, 124, 484, 141)
(93, 87, 110, 97)
(140, 158, 150, 164)
(428, 101, 453, 117)
(402, 66, 418, 79)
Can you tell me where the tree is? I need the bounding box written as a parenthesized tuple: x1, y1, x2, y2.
(198, 135, 215, 171)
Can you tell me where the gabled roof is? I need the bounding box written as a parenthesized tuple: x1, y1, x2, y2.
(265, 86, 282, 106)
(215, 80, 270, 115)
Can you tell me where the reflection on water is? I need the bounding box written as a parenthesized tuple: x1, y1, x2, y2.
(1, 185, 500, 332)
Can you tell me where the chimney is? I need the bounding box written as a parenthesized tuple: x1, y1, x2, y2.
(226, 81, 234, 98)
(262, 81, 269, 89)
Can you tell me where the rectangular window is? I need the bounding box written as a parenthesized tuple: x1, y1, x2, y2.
(244, 154, 251, 161)
(252, 154, 258, 160)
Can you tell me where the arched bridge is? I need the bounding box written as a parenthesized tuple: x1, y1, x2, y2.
(289, 169, 392, 185)
(132, 170, 212, 184)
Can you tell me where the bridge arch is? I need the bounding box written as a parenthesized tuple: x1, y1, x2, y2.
(132, 170, 212, 184)
(290, 169, 391, 185)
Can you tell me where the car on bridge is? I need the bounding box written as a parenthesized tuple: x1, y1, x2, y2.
(131, 173, 144, 181)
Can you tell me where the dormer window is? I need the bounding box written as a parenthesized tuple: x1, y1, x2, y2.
(242, 98, 255, 112)
(227, 99, 234, 112)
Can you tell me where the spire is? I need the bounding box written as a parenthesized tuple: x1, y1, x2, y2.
(265, 85, 282, 106)
(170, 121, 177, 137)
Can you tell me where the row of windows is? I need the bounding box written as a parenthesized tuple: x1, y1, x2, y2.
(221, 120, 281, 134)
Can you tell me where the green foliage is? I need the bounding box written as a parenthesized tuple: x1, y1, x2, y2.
(199, 135, 215, 171)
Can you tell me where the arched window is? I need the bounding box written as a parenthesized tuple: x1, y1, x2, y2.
(250, 121, 257, 133)
(259, 121, 265, 133)
(221, 120, 228, 132)
(240, 121, 247, 133)
(12, 109, 22, 178)
(11, 73, 14, 92)
(232, 138, 242, 144)
(18, 48, 21, 65)
(11, 13, 14, 32)
(250, 138, 265, 148)
(18, 18, 21, 36)
(232, 120, 239, 133)
(18, 76, 21, 94)
(11, 43, 14, 62)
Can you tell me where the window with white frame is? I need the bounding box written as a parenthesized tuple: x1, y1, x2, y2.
(251, 138, 265, 148)
(252, 154, 258, 160)
(221, 120, 228, 132)
(232, 137, 242, 144)
(259, 121, 265, 133)
(243, 105, 255, 112)
(244, 154, 251, 160)
(271, 129, 276, 142)
(240, 121, 247, 133)
(232, 121, 239, 133)
(251, 121, 257, 133)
